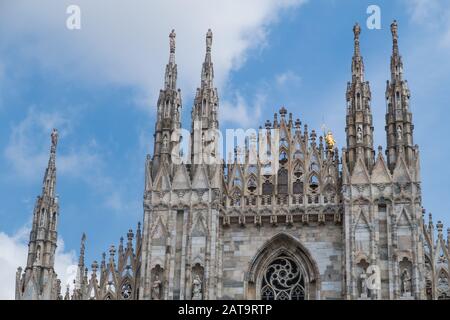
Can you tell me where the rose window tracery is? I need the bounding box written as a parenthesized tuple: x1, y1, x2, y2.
(261, 255, 305, 300)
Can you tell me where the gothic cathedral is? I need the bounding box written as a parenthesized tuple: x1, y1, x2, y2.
(16, 21, 450, 300)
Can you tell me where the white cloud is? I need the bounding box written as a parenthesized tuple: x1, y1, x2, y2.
(0, 226, 77, 300)
(220, 91, 265, 128)
(406, 0, 450, 47)
(0, 0, 307, 119)
(275, 70, 302, 87)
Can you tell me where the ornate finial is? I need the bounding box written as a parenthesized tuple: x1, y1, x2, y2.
(206, 29, 213, 52)
(127, 229, 134, 242)
(295, 119, 301, 129)
(92, 261, 98, 273)
(311, 130, 317, 144)
(51, 128, 58, 149)
(169, 29, 176, 54)
(378, 145, 383, 154)
(109, 245, 115, 259)
(279, 106, 287, 117)
(391, 20, 398, 40)
(325, 130, 336, 151)
(437, 221, 443, 233)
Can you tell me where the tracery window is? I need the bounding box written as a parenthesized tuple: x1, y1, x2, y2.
(121, 282, 133, 300)
(293, 180, 303, 195)
(261, 255, 305, 300)
(262, 181, 273, 195)
(437, 270, 450, 300)
(277, 169, 288, 194)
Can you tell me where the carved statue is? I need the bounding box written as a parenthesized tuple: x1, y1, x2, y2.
(151, 275, 162, 300)
(391, 20, 398, 39)
(401, 269, 411, 295)
(397, 125, 403, 141)
(353, 23, 361, 39)
(169, 29, 176, 53)
(360, 272, 368, 298)
(192, 274, 202, 300)
(51, 128, 58, 148)
(35, 246, 41, 263)
(325, 131, 336, 151)
(356, 126, 363, 143)
(206, 29, 213, 51)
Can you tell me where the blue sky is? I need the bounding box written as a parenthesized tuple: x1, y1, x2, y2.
(1, 0, 450, 298)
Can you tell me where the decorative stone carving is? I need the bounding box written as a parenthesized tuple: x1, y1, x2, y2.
(401, 269, 412, 296)
(151, 275, 162, 300)
(192, 275, 203, 300)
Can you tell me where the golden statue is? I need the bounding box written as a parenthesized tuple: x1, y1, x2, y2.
(325, 130, 336, 151)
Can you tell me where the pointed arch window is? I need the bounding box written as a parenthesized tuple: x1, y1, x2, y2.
(40, 208, 45, 226)
(262, 180, 273, 195)
(165, 100, 170, 117)
(202, 99, 207, 116)
(293, 179, 304, 195)
(51, 212, 57, 229)
(277, 169, 288, 194)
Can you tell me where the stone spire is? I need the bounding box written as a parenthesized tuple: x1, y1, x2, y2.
(16, 129, 61, 300)
(191, 29, 220, 166)
(152, 29, 183, 176)
(385, 20, 414, 171)
(75, 233, 86, 291)
(345, 23, 375, 173)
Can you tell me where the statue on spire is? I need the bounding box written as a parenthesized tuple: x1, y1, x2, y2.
(391, 20, 398, 40)
(353, 23, 361, 40)
(51, 128, 58, 149)
(206, 29, 213, 52)
(169, 29, 176, 54)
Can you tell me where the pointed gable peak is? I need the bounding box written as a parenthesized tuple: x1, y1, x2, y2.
(153, 162, 172, 191)
(172, 164, 191, 190)
(351, 155, 370, 184)
(393, 152, 412, 183)
(372, 148, 391, 183)
(192, 164, 210, 189)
